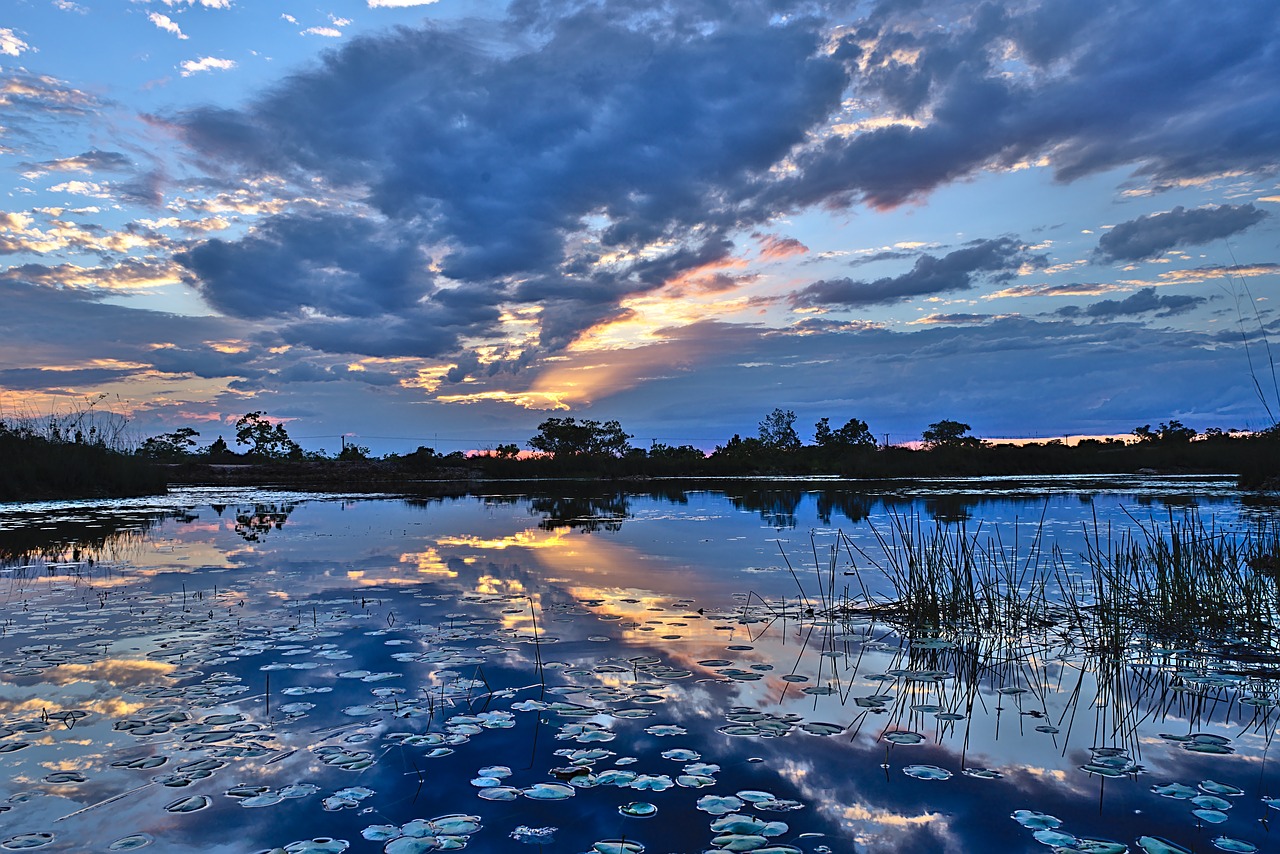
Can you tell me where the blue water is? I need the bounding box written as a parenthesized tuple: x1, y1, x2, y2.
(0, 476, 1274, 853)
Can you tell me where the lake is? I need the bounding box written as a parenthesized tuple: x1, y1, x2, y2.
(0, 476, 1276, 853)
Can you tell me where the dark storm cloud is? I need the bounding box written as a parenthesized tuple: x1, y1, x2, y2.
(0, 367, 137, 390)
(146, 344, 265, 382)
(0, 278, 240, 379)
(172, 4, 847, 350)
(770, 0, 1280, 209)
(276, 304, 498, 359)
(1054, 286, 1207, 319)
(791, 237, 1040, 307)
(176, 211, 437, 319)
(170, 0, 1280, 361)
(1095, 204, 1270, 262)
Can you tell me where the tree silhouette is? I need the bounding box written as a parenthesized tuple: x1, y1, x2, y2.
(922, 420, 981, 448)
(758, 408, 801, 451)
(814, 416, 875, 449)
(528, 418, 632, 458)
(138, 427, 200, 459)
(1132, 420, 1197, 444)
(234, 412, 302, 459)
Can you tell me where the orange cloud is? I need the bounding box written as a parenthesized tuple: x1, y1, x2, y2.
(756, 234, 810, 261)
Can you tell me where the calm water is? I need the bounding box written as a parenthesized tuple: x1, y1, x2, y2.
(0, 476, 1276, 853)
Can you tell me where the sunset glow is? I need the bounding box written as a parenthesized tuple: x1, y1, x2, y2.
(0, 1, 1276, 452)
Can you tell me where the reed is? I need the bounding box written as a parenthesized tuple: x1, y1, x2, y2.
(838, 512, 1057, 640)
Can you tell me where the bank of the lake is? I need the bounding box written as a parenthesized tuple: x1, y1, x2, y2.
(4, 429, 1280, 502)
(157, 432, 1280, 492)
(0, 431, 165, 501)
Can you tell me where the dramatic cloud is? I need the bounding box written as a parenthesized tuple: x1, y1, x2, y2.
(1095, 204, 1269, 262)
(175, 210, 503, 356)
(176, 210, 436, 319)
(769, 0, 1280, 209)
(173, 6, 847, 350)
(1055, 286, 1207, 319)
(791, 237, 1041, 308)
(166, 0, 1280, 368)
(3, 0, 1275, 447)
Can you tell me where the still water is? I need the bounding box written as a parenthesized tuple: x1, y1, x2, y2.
(0, 476, 1276, 853)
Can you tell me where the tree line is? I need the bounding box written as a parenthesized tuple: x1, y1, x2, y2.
(138, 408, 1280, 486)
(3, 401, 1278, 501)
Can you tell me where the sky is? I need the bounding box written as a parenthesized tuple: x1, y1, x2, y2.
(1, 0, 1278, 455)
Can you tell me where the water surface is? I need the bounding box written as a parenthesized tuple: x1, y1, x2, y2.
(0, 477, 1275, 853)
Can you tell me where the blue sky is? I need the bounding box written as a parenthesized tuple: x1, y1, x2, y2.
(2, 0, 1278, 454)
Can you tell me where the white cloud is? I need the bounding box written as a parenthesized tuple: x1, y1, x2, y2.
(0, 28, 33, 57)
(281, 14, 298, 24)
(161, 0, 231, 8)
(367, 0, 440, 7)
(330, 16, 352, 27)
(148, 12, 189, 40)
(180, 56, 237, 77)
(49, 180, 110, 198)
(303, 27, 343, 38)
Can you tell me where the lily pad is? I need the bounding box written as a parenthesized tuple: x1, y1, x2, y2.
(903, 765, 951, 780)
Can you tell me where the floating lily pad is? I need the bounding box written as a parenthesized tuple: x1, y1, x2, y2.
(1032, 829, 1079, 847)
(1212, 838, 1257, 853)
(660, 748, 700, 761)
(522, 782, 575, 800)
(283, 840, 349, 853)
(697, 795, 745, 815)
(1137, 837, 1192, 854)
(710, 834, 769, 851)
(1, 834, 55, 850)
(962, 768, 1003, 780)
(903, 765, 951, 780)
(1192, 794, 1232, 811)
(107, 835, 153, 851)
(591, 841, 644, 854)
(1152, 783, 1199, 799)
(1199, 780, 1243, 797)
(1058, 838, 1127, 854)
(1012, 810, 1061, 830)
(477, 786, 520, 801)
(428, 815, 481, 836)
(676, 774, 717, 788)
(619, 802, 657, 818)
(164, 795, 211, 813)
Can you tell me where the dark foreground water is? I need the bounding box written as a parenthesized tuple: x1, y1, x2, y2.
(0, 476, 1276, 853)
